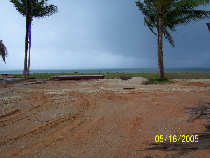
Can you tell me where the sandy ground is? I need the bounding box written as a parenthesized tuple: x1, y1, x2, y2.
(0, 77, 210, 158)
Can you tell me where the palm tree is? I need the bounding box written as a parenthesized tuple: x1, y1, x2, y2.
(0, 40, 7, 63)
(10, 0, 57, 79)
(136, 0, 210, 79)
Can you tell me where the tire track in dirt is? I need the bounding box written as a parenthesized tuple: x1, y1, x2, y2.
(0, 90, 94, 158)
(0, 113, 73, 146)
(0, 91, 69, 127)
(0, 109, 20, 120)
(0, 104, 41, 127)
(1, 103, 92, 158)
(4, 116, 85, 158)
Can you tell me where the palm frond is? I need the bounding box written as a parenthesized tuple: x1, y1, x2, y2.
(144, 17, 157, 35)
(136, 0, 158, 35)
(168, 9, 210, 26)
(0, 40, 8, 63)
(207, 23, 210, 31)
(10, 0, 26, 16)
(10, 0, 58, 18)
(163, 28, 175, 47)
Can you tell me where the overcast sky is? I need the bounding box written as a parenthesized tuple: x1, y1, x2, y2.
(0, 0, 210, 70)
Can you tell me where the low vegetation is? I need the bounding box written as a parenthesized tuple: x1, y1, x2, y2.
(142, 78, 174, 85)
(12, 72, 210, 80)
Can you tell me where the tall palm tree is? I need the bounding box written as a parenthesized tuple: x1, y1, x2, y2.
(10, 0, 57, 79)
(0, 40, 7, 63)
(136, 0, 210, 79)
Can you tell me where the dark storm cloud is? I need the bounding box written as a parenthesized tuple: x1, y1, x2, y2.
(0, 0, 209, 70)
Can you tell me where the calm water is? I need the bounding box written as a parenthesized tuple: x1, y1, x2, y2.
(0, 68, 210, 74)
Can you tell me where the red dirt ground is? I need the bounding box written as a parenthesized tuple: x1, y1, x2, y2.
(0, 78, 210, 158)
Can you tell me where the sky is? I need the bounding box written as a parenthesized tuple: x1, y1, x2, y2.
(0, 0, 210, 71)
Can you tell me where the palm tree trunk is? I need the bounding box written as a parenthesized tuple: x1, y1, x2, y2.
(157, 14, 165, 79)
(24, 18, 29, 79)
(24, 0, 30, 79)
(27, 18, 32, 77)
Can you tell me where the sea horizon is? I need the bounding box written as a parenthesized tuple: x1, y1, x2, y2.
(0, 67, 210, 74)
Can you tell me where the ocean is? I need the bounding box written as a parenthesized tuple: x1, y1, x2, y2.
(0, 68, 210, 74)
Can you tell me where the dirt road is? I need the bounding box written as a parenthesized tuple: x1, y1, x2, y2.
(0, 78, 210, 158)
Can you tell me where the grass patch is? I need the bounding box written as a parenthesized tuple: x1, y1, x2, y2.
(13, 72, 160, 79)
(12, 72, 210, 80)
